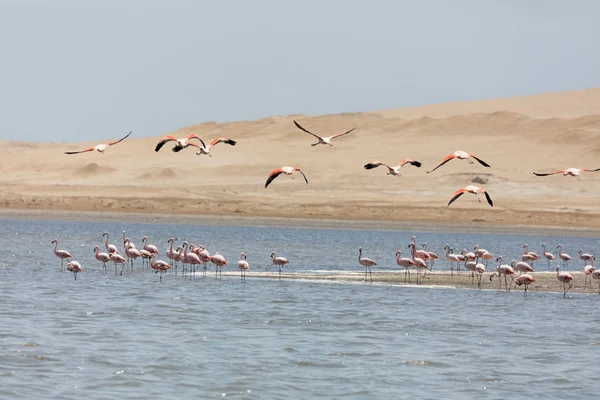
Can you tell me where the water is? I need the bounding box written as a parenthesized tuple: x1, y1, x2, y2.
(1, 217, 600, 399)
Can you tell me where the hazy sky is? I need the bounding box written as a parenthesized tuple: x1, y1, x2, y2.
(0, 0, 598, 142)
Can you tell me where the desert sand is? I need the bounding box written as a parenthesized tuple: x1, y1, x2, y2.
(2, 88, 600, 230)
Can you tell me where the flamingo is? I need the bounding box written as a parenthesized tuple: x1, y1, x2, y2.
(490, 256, 515, 291)
(584, 256, 595, 288)
(533, 167, 600, 181)
(410, 237, 430, 262)
(211, 253, 228, 279)
(139, 249, 153, 268)
(512, 260, 534, 275)
(93, 245, 110, 273)
(186, 244, 203, 279)
(363, 159, 422, 176)
(422, 242, 439, 270)
(173, 246, 183, 274)
(522, 244, 540, 267)
(150, 254, 171, 282)
(358, 248, 377, 283)
(556, 245, 572, 269)
(194, 245, 211, 278)
(474, 261, 485, 288)
(238, 253, 250, 281)
(124, 239, 141, 271)
(293, 120, 355, 147)
(66, 260, 82, 280)
(110, 252, 127, 276)
(270, 251, 289, 280)
(155, 133, 204, 152)
(64, 131, 131, 154)
(395, 250, 416, 283)
(464, 257, 478, 285)
(142, 236, 159, 255)
(166, 238, 178, 267)
(556, 266, 573, 298)
(579, 249, 593, 266)
(461, 249, 476, 262)
(447, 186, 493, 208)
(103, 232, 118, 254)
(443, 245, 461, 275)
(479, 251, 494, 267)
(264, 166, 308, 188)
(515, 274, 535, 297)
(427, 150, 490, 173)
(473, 245, 490, 258)
(541, 243, 556, 268)
(51, 239, 72, 270)
(408, 243, 428, 284)
(193, 137, 237, 156)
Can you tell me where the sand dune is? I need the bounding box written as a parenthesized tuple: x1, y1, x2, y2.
(2, 88, 600, 229)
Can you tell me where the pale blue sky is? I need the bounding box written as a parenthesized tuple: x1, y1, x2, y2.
(0, 0, 598, 142)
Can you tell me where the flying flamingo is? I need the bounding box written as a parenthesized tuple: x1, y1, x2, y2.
(358, 248, 377, 283)
(211, 253, 227, 279)
(427, 150, 490, 173)
(533, 167, 600, 181)
(93, 245, 110, 274)
(363, 159, 422, 176)
(515, 274, 535, 297)
(579, 249, 593, 266)
(150, 254, 171, 282)
(103, 232, 119, 254)
(194, 137, 237, 156)
(264, 166, 308, 188)
(293, 120, 355, 147)
(66, 260, 82, 280)
(490, 256, 515, 291)
(556, 266, 573, 298)
(238, 253, 250, 281)
(447, 186, 493, 208)
(422, 243, 439, 270)
(541, 244, 556, 268)
(556, 245, 572, 269)
(52, 239, 72, 270)
(443, 245, 461, 276)
(142, 236, 159, 255)
(583, 256, 596, 288)
(155, 133, 204, 152)
(110, 252, 127, 276)
(395, 250, 416, 283)
(408, 243, 428, 284)
(270, 251, 288, 280)
(64, 131, 131, 154)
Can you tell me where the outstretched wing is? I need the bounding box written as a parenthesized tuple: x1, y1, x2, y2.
(364, 162, 387, 170)
(295, 168, 309, 184)
(330, 127, 356, 140)
(533, 170, 564, 176)
(427, 154, 456, 173)
(108, 131, 132, 146)
(582, 168, 600, 172)
(293, 120, 321, 139)
(484, 191, 494, 207)
(399, 159, 422, 168)
(265, 168, 285, 188)
(210, 137, 237, 147)
(447, 189, 466, 208)
(64, 147, 94, 155)
(155, 135, 178, 152)
(471, 155, 491, 168)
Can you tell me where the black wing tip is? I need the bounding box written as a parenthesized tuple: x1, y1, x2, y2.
(227, 139, 237, 146)
(412, 161, 422, 168)
(485, 191, 494, 207)
(364, 164, 375, 170)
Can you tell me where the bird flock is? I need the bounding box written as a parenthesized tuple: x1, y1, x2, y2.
(51, 232, 600, 298)
(63, 120, 600, 208)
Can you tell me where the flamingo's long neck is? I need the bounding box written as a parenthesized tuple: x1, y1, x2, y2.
(53, 241, 58, 253)
(183, 243, 188, 258)
(358, 249, 362, 261)
(105, 235, 109, 247)
(169, 240, 174, 253)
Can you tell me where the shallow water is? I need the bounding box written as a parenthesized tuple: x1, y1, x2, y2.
(1, 218, 599, 399)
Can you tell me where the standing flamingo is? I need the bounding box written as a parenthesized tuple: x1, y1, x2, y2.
(110, 252, 127, 276)
(270, 251, 289, 280)
(93, 245, 110, 274)
(427, 150, 491, 173)
(103, 232, 119, 254)
(139, 249, 153, 268)
(422, 242, 439, 270)
(363, 159, 422, 176)
(238, 253, 250, 281)
(473, 245, 490, 258)
(444, 245, 461, 276)
(51, 239, 72, 270)
(556, 266, 573, 298)
(186, 244, 203, 279)
(512, 260, 534, 275)
(142, 236, 159, 255)
(541, 244, 556, 268)
(408, 243, 428, 284)
(66, 260, 82, 280)
(515, 274, 535, 297)
(464, 257, 478, 285)
(522, 244, 540, 267)
(124, 239, 141, 271)
(211, 253, 228, 279)
(410, 237, 430, 262)
(490, 256, 515, 291)
(150, 254, 171, 282)
(556, 245, 572, 269)
(166, 238, 178, 268)
(64, 131, 131, 154)
(194, 245, 211, 278)
(395, 250, 416, 284)
(293, 120, 355, 147)
(584, 256, 595, 288)
(358, 248, 377, 283)
(579, 249, 593, 266)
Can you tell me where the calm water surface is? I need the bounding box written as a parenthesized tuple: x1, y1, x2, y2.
(1, 218, 599, 399)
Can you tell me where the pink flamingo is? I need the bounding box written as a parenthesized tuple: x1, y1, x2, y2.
(462, 249, 476, 262)
(142, 236, 159, 255)
(395, 250, 416, 283)
(464, 257, 478, 285)
(124, 239, 141, 271)
(556, 266, 573, 298)
(422, 242, 439, 270)
(293, 120, 355, 147)
(64, 131, 131, 154)
(155, 133, 204, 152)
(150, 254, 171, 282)
(110, 252, 127, 276)
(556, 245, 572, 269)
(515, 274, 535, 297)
(474, 261, 485, 288)
(447, 186, 493, 208)
(541, 243, 556, 268)
(93, 245, 110, 274)
(443, 245, 461, 275)
(66, 260, 82, 280)
(479, 251, 494, 267)
(139, 249, 153, 268)
(512, 260, 534, 275)
(408, 243, 428, 284)
(523, 244, 540, 267)
(490, 256, 515, 291)
(52, 239, 72, 270)
(166, 238, 178, 267)
(264, 166, 308, 188)
(473, 245, 490, 258)
(358, 248, 377, 283)
(103, 232, 118, 254)
(186, 244, 203, 279)
(270, 251, 288, 280)
(410, 237, 430, 262)
(211, 253, 228, 279)
(579, 249, 593, 266)
(238, 253, 250, 281)
(427, 150, 491, 173)
(533, 167, 600, 180)
(363, 159, 422, 176)
(194, 137, 237, 156)
(194, 245, 212, 278)
(584, 256, 595, 288)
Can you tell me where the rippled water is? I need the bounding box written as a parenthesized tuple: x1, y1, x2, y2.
(1, 217, 600, 399)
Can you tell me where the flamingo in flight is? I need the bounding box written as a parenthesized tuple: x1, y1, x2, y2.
(194, 137, 237, 156)
(533, 167, 600, 181)
(64, 131, 131, 155)
(447, 186, 493, 208)
(293, 120, 355, 147)
(154, 133, 204, 152)
(358, 248, 377, 283)
(363, 159, 422, 176)
(427, 150, 490, 173)
(264, 166, 308, 188)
